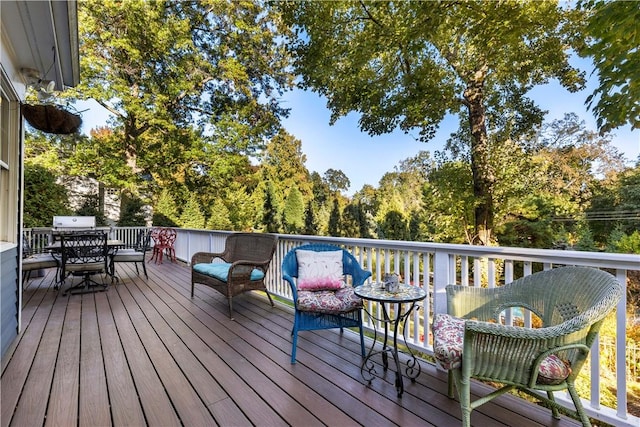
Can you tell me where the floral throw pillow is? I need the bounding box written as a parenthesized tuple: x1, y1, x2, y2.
(296, 249, 344, 291)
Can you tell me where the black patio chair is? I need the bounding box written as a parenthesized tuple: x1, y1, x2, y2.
(60, 231, 109, 295)
(21, 232, 59, 287)
(110, 229, 152, 279)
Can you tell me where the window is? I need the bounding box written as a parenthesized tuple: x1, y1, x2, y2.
(0, 68, 20, 243)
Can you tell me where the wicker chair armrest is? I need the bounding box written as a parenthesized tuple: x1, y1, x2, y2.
(227, 259, 269, 282)
(461, 320, 591, 384)
(191, 251, 227, 265)
(527, 343, 591, 387)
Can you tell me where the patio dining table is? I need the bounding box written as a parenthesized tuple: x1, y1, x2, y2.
(45, 238, 124, 286)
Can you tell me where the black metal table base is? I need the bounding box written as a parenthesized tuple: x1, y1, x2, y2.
(360, 302, 422, 397)
(62, 273, 109, 295)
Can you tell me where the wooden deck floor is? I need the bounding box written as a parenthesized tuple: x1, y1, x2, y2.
(2, 259, 580, 427)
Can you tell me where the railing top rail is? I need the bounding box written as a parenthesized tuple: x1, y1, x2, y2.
(273, 233, 640, 270)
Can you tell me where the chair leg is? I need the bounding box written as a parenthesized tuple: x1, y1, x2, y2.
(291, 323, 299, 364)
(567, 382, 592, 427)
(191, 281, 195, 298)
(447, 370, 455, 398)
(228, 297, 234, 320)
(454, 370, 472, 427)
(142, 262, 148, 279)
(264, 289, 274, 307)
(22, 270, 32, 285)
(547, 391, 560, 419)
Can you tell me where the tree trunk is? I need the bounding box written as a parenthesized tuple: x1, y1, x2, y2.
(464, 80, 495, 246)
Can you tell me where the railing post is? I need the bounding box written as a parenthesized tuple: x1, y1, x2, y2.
(615, 269, 628, 420)
(432, 248, 450, 315)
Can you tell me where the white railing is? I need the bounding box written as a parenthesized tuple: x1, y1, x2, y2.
(25, 227, 640, 426)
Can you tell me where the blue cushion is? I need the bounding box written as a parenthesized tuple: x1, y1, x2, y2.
(193, 262, 265, 281)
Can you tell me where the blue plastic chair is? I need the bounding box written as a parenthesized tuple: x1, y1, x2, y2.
(282, 244, 372, 363)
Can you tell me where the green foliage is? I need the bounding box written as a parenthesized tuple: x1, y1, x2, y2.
(422, 161, 475, 244)
(224, 185, 259, 232)
(278, 0, 585, 244)
(23, 164, 71, 228)
(323, 169, 350, 194)
(72, 0, 294, 208)
(379, 211, 409, 241)
(328, 199, 341, 237)
(583, 153, 638, 247)
(580, 0, 640, 132)
(206, 199, 233, 231)
(153, 189, 179, 227)
(262, 183, 282, 233)
(609, 231, 640, 255)
(75, 194, 108, 226)
(118, 195, 147, 226)
(495, 195, 560, 249)
(341, 202, 364, 238)
(179, 194, 205, 229)
(310, 171, 330, 207)
(574, 221, 597, 251)
(262, 131, 312, 201)
(303, 201, 317, 235)
(283, 186, 305, 233)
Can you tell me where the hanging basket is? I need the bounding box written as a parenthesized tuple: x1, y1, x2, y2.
(21, 103, 82, 134)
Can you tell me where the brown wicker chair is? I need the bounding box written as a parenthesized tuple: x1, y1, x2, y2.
(191, 233, 278, 319)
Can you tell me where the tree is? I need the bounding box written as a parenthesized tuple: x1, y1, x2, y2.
(179, 194, 205, 230)
(224, 184, 259, 232)
(328, 199, 341, 236)
(206, 199, 233, 231)
(23, 164, 71, 228)
(310, 171, 330, 207)
(261, 131, 312, 200)
(283, 186, 305, 233)
(262, 183, 282, 233)
(497, 114, 625, 248)
(589, 164, 640, 245)
(422, 161, 475, 244)
(279, 1, 585, 244)
(153, 189, 179, 227)
(341, 202, 364, 238)
(323, 168, 350, 194)
(303, 201, 317, 235)
(579, 0, 640, 132)
(72, 0, 294, 200)
(380, 211, 409, 241)
(75, 194, 108, 226)
(118, 195, 147, 226)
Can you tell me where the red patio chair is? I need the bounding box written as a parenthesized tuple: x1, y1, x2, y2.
(149, 227, 177, 264)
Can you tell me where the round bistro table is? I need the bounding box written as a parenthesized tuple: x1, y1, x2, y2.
(354, 282, 427, 397)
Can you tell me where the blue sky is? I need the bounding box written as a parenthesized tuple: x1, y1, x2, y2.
(78, 79, 639, 195)
(280, 82, 639, 194)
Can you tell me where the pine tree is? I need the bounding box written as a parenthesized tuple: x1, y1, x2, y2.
(263, 183, 281, 233)
(179, 194, 205, 229)
(328, 199, 341, 237)
(303, 201, 317, 235)
(118, 195, 147, 226)
(206, 199, 233, 231)
(153, 189, 179, 226)
(283, 186, 305, 233)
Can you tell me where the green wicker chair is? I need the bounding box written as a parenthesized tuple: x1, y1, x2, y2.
(432, 266, 623, 427)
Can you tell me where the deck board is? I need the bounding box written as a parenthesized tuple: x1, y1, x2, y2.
(2, 259, 581, 427)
